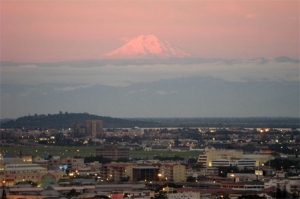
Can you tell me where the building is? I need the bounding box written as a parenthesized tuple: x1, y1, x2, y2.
(198, 150, 243, 167)
(242, 154, 274, 166)
(159, 162, 186, 182)
(286, 176, 300, 194)
(226, 173, 262, 182)
(167, 192, 200, 199)
(48, 157, 85, 170)
(198, 150, 273, 167)
(132, 166, 160, 182)
(71, 123, 86, 137)
(0, 163, 64, 186)
(101, 162, 136, 182)
(86, 120, 103, 138)
(220, 181, 265, 191)
(211, 158, 256, 168)
(96, 146, 129, 160)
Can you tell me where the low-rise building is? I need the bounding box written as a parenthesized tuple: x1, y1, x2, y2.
(168, 192, 200, 199)
(132, 166, 160, 182)
(211, 158, 256, 168)
(220, 181, 265, 191)
(101, 162, 136, 182)
(0, 163, 65, 186)
(159, 162, 186, 182)
(48, 157, 84, 170)
(96, 146, 129, 160)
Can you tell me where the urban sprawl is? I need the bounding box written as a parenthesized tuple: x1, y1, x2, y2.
(1, 120, 300, 199)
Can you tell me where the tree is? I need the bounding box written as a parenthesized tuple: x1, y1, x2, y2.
(188, 158, 197, 164)
(66, 189, 78, 198)
(1, 187, 7, 199)
(238, 195, 266, 199)
(95, 195, 110, 199)
(123, 193, 131, 198)
(186, 176, 196, 182)
(155, 192, 167, 199)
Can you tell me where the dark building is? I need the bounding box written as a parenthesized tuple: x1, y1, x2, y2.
(95, 146, 129, 160)
(132, 166, 160, 182)
(71, 123, 86, 137)
(86, 120, 103, 138)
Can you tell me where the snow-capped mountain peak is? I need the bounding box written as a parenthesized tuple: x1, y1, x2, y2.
(102, 35, 191, 59)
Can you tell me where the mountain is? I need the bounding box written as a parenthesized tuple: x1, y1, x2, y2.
(102, 35, 191, 59)
(1, 77, 299, 120)
(1, 113, 159, 129)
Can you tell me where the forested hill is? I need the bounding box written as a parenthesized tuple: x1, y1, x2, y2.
(1, 113, 299, 129)
(0, 112, 158, 129)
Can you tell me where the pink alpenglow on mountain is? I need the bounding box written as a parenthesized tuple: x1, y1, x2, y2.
(102, 35, 192, 59)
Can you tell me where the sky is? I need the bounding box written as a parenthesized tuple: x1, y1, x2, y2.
(1, 0, 299, 62)
(0, 0, 299, 119)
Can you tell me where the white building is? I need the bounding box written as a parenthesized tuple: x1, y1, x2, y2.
(286, 176, 300, 194)
(168, 192, 200, 199)
(211, 158, 256, 168)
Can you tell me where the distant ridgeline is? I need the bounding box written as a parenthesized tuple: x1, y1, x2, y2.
(0, 113, 299, 129)
(0, 112, 158, 129)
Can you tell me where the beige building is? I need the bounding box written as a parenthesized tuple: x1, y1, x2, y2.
(0, 163, 65, 186)
(198, 150, 273, 167)
(198, 150, 243, 167)
(160, 162, 186, 182)
(242, 154, 274, 166)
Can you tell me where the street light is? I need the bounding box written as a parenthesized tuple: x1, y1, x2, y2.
(158, 173, 162, 181)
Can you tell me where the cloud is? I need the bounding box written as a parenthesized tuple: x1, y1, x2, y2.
(54, 84, 95, 91)
(1, 58, 299, 87)
(274, 56, 300, 63)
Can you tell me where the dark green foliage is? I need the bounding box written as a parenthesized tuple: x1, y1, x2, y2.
(265, 158, 300, 170)
(155, 192, 168, 199)
(192, 163, 205, 169)
(187, 158, 197, 164)
(95, 195, 110, 199)
(153, 156, 184, 161)
(186, 176, 196, 182)
(66, 189, 78, 198)
(2, 114, 299, 129)
(116, 158, 130, 162)
(238, 195, 266, 199)
(1, 187, 7, 199)
(134, 117, 300, 128)
(1, 112, 158, 129)
(218, 166, 239, 177)
(84, 156, 112, 164)
(268, 143, 295, 154)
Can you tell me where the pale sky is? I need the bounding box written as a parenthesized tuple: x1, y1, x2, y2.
(1, 0, 299, 62)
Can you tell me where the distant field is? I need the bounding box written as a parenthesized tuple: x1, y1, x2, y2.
(1, 146, 202, 159)
(1, 146, 96, 158)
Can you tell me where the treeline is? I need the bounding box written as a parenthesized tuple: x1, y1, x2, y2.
(1, 112, 299, 129)
(136, 117, 300, 128)
(0, 112, 158, 129)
